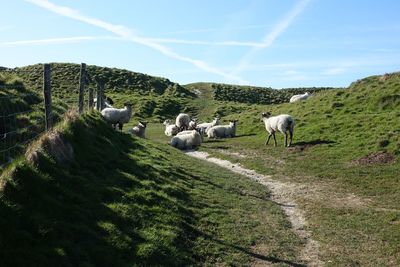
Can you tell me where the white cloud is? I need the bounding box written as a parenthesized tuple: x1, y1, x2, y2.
(230, 0, 312, 77)
(25, 0, 247, 84)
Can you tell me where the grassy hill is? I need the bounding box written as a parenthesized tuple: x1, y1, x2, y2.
(0, 111, 304, 266)
(176, 72, 400, 266)
(1, 62, 400, 265)
(8, 63, 196, 121)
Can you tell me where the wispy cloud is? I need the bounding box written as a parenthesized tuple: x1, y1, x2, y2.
(25, 0, 247, 84)
(0, 36, 118, 47)
(162, 24, 272, 35)
(147, 38, 264, 47)
(230, 0, 312, 78)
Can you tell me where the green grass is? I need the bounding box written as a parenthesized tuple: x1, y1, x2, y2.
(0, 112, 304, 266)
(167, 72, 400, 266)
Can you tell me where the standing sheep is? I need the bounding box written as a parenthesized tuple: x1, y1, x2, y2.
(163, 120, 179, 136)
(128, 121, 147, 138)
(261, 112, 294, 147)
(101, 103, 133, 131)
(207, 120, 238, 139)
(175, 113, 190, 131)
(289, 92, 310, 103)
(171, 130, 202, 150)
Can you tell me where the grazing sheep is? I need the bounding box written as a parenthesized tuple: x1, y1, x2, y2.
(128, 121, 147, 138)
(289, 92, 310, 103)
(101, 103, 133, 131)
(175, 113, 191, 131)
(171, 130, 202, 150)
(163, 120, 179, 136)
(197, 117, 221, 135)
(207, 120, 238, 139)
(261, 112, 294, 147)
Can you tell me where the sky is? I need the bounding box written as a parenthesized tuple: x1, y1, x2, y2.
(1, 0, 400, 88)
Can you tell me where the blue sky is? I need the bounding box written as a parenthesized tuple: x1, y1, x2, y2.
(1, 0, 400, 88)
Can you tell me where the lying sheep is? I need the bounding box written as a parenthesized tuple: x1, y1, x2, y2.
(175, 113, 191, 131)
(197, 117, 221, 134)
(101, 103, 133, 131)
(261, 112, 294, 147)
(207, 120, 238, 139)
(289, 92, 310, 103)
(177, 127, 205, 142)
(128, 121, 147, 138)
(163, 120, 179, 136)
(171, 130, 202, 150)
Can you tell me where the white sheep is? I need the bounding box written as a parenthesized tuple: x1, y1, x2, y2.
(289, 92, 310, 103)
(197, 117, 221, 135)
(207, 120, 238, 139)
(261, 112, 294, 147)
(177, 127, 205, 142)
(175, 113, 190, 131)
(128, 121, 147, 138)
(170, 130, 202, 150)
(101, 103, 133, 131)
(163, 120, 179, 136)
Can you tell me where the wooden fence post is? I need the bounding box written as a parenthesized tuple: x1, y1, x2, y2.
(78, 63, 86, 113)
(43, 64, 52, 130)
(96, 82, 103, 111)
(88, 87, 94, 109)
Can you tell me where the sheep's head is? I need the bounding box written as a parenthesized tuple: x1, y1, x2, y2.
(261, 112, 271, 118)
(163, 119, 171, 126)
(139, 121, 148, 128)
(229, 120, 238, 126)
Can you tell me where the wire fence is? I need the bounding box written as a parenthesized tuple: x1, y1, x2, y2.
(0, 63, 103, 170)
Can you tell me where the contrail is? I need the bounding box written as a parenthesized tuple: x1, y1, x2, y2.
(230, 0, 312, 77)
(25, 0, 247, 84)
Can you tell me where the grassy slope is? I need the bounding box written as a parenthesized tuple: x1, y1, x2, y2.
(0, 112, 304, 266)
(8, 63, 195, 121)
(175, 73, 400, 266)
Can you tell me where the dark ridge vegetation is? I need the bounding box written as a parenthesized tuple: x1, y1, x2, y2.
(212, 83, 339, 105)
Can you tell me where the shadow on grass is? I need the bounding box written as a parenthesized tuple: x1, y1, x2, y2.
(199, 232, 306, 267)
(0, 113, 197, 267)
(289, 139, 335, 152)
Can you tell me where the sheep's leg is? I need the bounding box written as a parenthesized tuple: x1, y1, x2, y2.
(273, 134, 277, 147)
(265, 134, 272, 145)
(284, 132, 288, 147)
(288, 130, 293, 147)
(118, 123, 123, 131)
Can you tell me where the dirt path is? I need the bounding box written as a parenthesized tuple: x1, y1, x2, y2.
(185, 150, 324, 267)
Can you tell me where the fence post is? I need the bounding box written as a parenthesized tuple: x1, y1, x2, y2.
(78, 63, 86, 113)
(43, 64, 52, 130)
(96, 82, 103, 111)
(88, 86, 94, 109)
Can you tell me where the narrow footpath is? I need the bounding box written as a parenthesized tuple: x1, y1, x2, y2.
(185, 150, 324, 267)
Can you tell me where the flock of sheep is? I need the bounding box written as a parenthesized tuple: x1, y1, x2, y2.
(98, 91, 311, 150)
